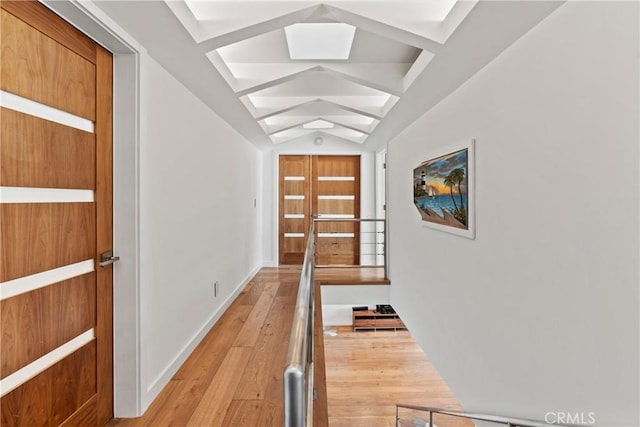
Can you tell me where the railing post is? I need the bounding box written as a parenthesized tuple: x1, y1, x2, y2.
(383, 218, 388, 280)
(428, 410, 433, 427)
(312, 214, 317, 267)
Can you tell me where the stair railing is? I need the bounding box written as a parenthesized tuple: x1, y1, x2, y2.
(313, 217, 387, 280)
(395, 404, 593, 427)
(284, 220, 316, 427)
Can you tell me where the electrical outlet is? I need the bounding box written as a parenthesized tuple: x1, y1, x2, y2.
(213, 281, 219, 298)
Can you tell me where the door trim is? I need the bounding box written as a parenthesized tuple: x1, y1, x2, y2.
(40, 0, 143, 417)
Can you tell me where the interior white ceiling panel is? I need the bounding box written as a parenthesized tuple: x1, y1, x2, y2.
(93, 0, 566, 149)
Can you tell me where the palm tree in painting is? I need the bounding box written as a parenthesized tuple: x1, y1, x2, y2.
(450, 167, 466, 210)
(443, 174, 459, 211)
(445, 168, 467, 226)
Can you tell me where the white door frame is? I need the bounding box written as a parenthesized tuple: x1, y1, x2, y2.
(375, 148, 387, 267)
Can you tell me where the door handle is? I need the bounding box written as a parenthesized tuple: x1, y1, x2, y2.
(100, 250, 120, 267)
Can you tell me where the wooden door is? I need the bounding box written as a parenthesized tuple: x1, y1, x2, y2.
(278, 155, 360, 265)
(0, 2, 113, 426)
(312, 156, 360, 265)
(279, 155, 312, 264)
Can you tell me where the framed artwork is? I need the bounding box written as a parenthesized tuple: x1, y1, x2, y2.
(413, 138, 475, 239)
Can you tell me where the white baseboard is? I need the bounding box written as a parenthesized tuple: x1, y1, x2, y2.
(144, 264, 261, 406)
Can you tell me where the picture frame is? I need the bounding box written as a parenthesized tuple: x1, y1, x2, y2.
(413, 138, 475, 239)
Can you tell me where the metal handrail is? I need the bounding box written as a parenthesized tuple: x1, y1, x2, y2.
(395, 404, 592, 427)
(284, 220, 316, 427)
(283, 216, 388, 426)
(313, 217, 388, 280)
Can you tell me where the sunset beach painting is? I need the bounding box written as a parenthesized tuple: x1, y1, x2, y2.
(413, 139, 475, 238)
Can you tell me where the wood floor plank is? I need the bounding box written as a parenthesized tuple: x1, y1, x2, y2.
(256, 296, 298, 426)
(139, 304, 254, 426)
(324, 326, 472, 427)
(107, 303, 253, 427)
(186, 347, 252, 427)
(276, 278, 297, 299)
(232, 281, 280, 347)
(255, 350, 287, 426)
(234, 280, 265, 305)
(221, 400, 263, 426)
(233, 296, 290, 400)
(173, 303, 253, 381)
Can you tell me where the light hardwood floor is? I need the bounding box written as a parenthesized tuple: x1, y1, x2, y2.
(108, 267, 304, 427)
(324, 327, 472, 427)
(108, 267, 468, 427)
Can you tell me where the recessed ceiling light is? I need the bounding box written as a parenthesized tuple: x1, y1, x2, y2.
(303, 120, 335, 129)
(284, 23, 356, 60)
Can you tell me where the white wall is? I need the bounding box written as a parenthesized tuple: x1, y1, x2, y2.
(321, 285, 391, 326)
(261, 135, 376, 266)
(387, 2, 638, 426)
(138, 53, 261, 410)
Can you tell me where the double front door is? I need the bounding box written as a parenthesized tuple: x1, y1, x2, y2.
(279, 155, 360, 265)
(1, 2, 114, 425)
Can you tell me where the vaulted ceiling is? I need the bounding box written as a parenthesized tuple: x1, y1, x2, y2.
(93, 1, 564, 150)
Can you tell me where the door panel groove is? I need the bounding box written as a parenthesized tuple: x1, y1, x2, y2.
(0, 260, 95, 301)
(0, 92, 95, 132)
(0, 187, 94, 203)
(0, 330, 95, 396)
(1, 275, 96, 378)
(0, 203, 96, 282)
(0, 341, 98, 426)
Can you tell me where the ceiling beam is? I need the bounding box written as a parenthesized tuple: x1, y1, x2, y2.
(266, 116, 372, 136)
(235, 65, 402, 98)
(196, 4, 331, 52)
(255, 99, 322, 121)
(319, 67, 402, 97)
(323, 4, 444, 53)
(322, 100, 385, 121)
(255, 98, 385, 122)
(235, 66, 323, 97)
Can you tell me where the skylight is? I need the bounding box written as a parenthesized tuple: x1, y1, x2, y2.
(303, 120, 334, 129)
(284, 23, 356, 60)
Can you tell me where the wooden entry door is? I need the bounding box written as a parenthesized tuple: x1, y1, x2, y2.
(278, 155, 360, 265)
(0, 2, 113, 426)
(279, 155, 312, 264)
(312, 155, 360, 265)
